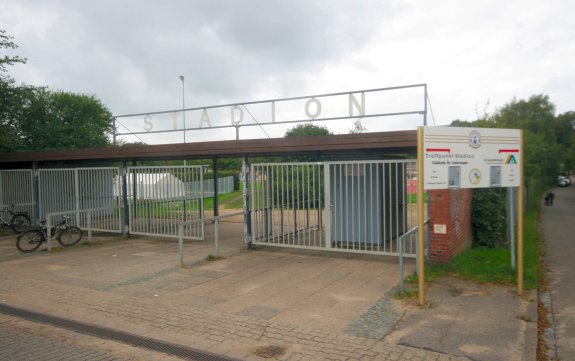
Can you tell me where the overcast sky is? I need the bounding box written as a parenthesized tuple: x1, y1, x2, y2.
(2, 0, 574, 143)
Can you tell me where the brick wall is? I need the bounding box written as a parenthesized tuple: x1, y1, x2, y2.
(428, 188, 473, 263)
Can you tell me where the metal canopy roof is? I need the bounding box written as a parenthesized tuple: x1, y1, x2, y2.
(0, 130, 417, 167)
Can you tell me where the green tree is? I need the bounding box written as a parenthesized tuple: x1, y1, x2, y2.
(349, 119, 367, 134)
(0, 29, 114, 153)
(451, 94, 574, 247)
(494, 95, 557, 143)
(284, 123, 332, 137)
(1, 85, 113, 152)
(0, 29, 26, 78)
(555, 111, 575, 172)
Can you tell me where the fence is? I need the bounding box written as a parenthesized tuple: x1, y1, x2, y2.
(2, 165, 207, 241)
(45, 206, 123, 250)
(127, 166, 204, 240)
(0, 170, 35, 218)
(251, 160, 420, 257)
(178, 211, 244, 267)
(189, 176, 234, 197)
(38, 168, 121, 223)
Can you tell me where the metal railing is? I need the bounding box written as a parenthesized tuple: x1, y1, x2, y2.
(398, 219, 429, 293)
(127, 165, 204, 239)
(251, 160, 419, 256)
(178, 211, 243, 268)
(45, 206, 124, 251)
(188, 176, 234, 197)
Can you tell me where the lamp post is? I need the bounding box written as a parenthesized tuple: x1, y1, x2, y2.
(179, 75, 186, 144)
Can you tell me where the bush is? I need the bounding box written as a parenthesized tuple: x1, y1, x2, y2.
(472, 188, 506, 247)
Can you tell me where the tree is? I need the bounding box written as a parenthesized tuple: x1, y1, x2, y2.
(284, 123, 332, 137)
(451, 94, 574, 247)
(0, 29, 26, 79)
(0, 29, 114, 153)
(494, 95, 557, 144)
(1, 83, 114, 153)
(555, 111, 575, 172)
(349, 119, 367, 134)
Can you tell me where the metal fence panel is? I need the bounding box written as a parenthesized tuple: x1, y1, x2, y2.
(189, 176, 234, 197)
(251, 160, 418, 257)
(251, 162, 325, 249)
(127, 165, 204, 239)
(38, 168, 122, 233)
(0, 170, 35, 220)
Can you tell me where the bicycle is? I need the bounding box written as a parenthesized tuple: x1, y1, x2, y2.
(17, 215, 83, 253)
(0, 204, 31, 234)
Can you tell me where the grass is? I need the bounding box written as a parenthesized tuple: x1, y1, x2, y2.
(407, 205, 540, 290)
(205, 254, 225, 262)
(203, 190, 244, 210)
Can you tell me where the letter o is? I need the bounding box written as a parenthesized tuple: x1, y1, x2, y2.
(305, 98, 322, 119)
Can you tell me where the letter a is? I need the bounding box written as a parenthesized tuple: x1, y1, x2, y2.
(200, 109, 212, 128)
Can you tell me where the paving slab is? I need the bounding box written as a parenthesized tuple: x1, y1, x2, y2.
(0, 229, 533, 360)
(385, 276, 537, 361)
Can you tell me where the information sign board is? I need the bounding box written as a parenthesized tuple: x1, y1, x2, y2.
(423, 127, 521, 190)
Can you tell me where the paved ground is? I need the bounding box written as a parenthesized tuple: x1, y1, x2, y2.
(0, 222, 535, 360)
(540, 183, 575, 359)
(0, 313, 181, 361)
(386, 277, 536, 361)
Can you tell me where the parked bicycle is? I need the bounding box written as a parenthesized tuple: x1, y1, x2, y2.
(17, 215, 83, 253)
(0, 204, 31, 234)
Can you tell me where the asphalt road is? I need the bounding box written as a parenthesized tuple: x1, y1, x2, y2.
(541, 183, 575, 360)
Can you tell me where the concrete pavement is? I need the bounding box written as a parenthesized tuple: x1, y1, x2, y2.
(540, 183, 575, 360)
(0, 223, 536, 360)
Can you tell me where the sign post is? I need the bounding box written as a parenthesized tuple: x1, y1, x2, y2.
(417, 127, 425, 305)
(417, 126, 523, 305)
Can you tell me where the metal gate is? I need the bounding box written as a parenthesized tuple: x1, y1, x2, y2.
(0, 170, 35, 218)
(127, 166, 204, 239)
(38, 168, 122, 232)
(251, 160, 418, 257)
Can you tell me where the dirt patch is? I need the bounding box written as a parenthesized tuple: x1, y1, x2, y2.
(253, 345, 286, 359)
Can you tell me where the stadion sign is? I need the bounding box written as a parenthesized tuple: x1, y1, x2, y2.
(114, 84, 427, 142)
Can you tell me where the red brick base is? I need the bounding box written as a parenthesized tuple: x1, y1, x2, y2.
(428, 189, 473, 263)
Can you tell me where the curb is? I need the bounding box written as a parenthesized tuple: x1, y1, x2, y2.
(539, 288, 558, 359)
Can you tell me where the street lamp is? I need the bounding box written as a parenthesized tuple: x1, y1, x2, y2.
(179, 75, 186, 144)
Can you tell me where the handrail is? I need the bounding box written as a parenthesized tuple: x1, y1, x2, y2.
(178, 211, 244, 268)
(399, 219, 430, 292)
(45, 206, 123, 251)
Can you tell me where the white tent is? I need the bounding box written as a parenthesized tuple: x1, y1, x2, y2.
(114, 173, 187, 200)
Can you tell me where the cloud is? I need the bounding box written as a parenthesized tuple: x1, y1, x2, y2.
(1, 0, 575, 142)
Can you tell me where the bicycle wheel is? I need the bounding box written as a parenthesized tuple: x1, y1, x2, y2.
(17, 229, 44, 253)
(10, 214, 31, 234)
(57, 226, 83, 247)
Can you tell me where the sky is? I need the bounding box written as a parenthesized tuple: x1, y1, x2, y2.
(2, 0, 575, 144)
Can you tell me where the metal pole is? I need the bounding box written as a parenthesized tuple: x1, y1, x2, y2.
(508, 187, 516, 270)
(215, 218, 219, 257)
(46, 217, 52, 251)
(423, 84, 428, 126)
(518, 130, 524, 295)
(32, 162, 40, 225)
(179, 75, 186, 144)
(178, 223, 184, 268)
(74, 170, 80, 226)
(417, 127, 426, 305)
(87, 210, 92, 243)
(213, 158, 219, 218)
(121, 161, 130, 237)
(399, 235, 404, 293)
(243, 157, 251, 245)
(113, 117, 117, 146)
